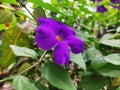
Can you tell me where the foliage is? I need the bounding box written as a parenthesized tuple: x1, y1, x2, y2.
(0, 0, 120, 90)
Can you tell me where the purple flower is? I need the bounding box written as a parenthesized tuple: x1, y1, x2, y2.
(35, 18, 84, 65)
(112, 6, 120, 10)
(110, 0, 120, 4)
(92, 0, 102, 2)
(97, 5, 108, 13)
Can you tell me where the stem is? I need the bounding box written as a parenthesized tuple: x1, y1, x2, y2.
(4, 25, 29, 68)
(18, 0, 39, 24)
(19, 51, 47, 75)
(16, 0, 47, 75)
(24, 5, 39, 24)
(0, 50, 47, 83)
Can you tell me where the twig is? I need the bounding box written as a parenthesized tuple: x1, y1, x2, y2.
(16, 0, 47, 75)
(19, 51, 47, 75)
(4, 25, 30, 68)
(24, 5, 39, 24)
(18, 0, 39, 24)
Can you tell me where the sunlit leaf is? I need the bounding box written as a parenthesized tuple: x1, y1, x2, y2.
(79, 6, 91, 14)
(51, 0, 57, 4)
(0, 24, 5, 31)
(28, 0, 62, 14)
(79, 0, 87, 5)
(2, 0, 18, 5)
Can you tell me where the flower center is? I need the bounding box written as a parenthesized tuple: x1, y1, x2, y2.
(56, 35, 63, 41)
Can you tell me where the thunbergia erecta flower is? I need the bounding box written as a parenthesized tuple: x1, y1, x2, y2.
(110, 0, 120, 4)
(35, 18, 84, 65)
(92, 0, 102, 2)
(97, 5, 108, 13)
(112, 6, 120, 10)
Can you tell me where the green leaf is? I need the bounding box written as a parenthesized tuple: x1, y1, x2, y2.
(0, 10, 13, 24)
(70, 53, 86, 71)
(35, 79, 49, 90)
(78, 76, 109, 90)
(76, 30, 91, 42)
(10, 45, 37, 58)
(97, 64, 120, 77)
(2, 0, 18, 5)
(33, 6, 46, 18)
(79, 0, 87, 5)
(0, 24, 5, 31)
(79, 6, 91, 14)
(100, 33, 114, 40)
(117, 27, 120, 33)
(28, 0, 62, 14)
(0, 26, 31, 68)
(0, 77, 11, 83)
(104, 53, 120, 65)
(51, 0, 57, 4)
(41, 62, 76, 90)
(13, 75, 38, 90)
(86, 47, 107, 70)
(116, 86, 120, 90)
(16, 0, 27, 6)
(14, 11, 32, 20)
(100, 40, 120, 48)
(17, 62, 31, 75)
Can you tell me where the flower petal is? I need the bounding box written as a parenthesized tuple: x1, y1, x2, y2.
(37, 17, 75, 40)
(37, 17, 57, 25)
(97, 5, 108, 13)
(35, 25, 57, 50)
(112, 6, 120, 10)
(68, 36, 84, 54)
(57, 23, 76, 40)
(110, 0, 120, 4)
(53, 41, 70, 65)
(37, 17, 59, 31)
(92, 0, 102, 2)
